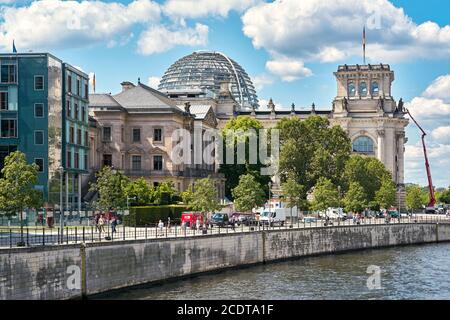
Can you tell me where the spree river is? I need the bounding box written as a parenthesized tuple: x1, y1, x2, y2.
(99, 243, 450, 300)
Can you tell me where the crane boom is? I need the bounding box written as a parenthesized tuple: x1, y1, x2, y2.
(405, 108, 436, 209)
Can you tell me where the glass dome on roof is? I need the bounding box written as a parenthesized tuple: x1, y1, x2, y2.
(158, 51, 259, 109)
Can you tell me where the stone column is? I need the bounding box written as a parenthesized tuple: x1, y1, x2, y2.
(377, 129, 385, 164)
(396, 132, 405, 185)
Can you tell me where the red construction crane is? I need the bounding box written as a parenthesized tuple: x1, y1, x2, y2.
(405, 108, 436, 210)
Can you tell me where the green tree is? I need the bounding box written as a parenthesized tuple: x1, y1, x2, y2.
(154, 181, 178, 205)
(123, 178, 153, 206)
(188, 177, 221, 214)
(89, 166, 130, 211)
(277, 116, 351, 194)
(181, 185, 195, 205)
(281, 177, 307, 217)
(0, 151, 44, 245)
(342, 155, 392, 208)
(438, 186, 450, 204)
(232, 173, 266, 212)
(375, 178, 397, 209)
(406, 185, 428, 211)
(311, 177, 339, 212)
(343, 182, 367, 214)
(219, 116, 271, 199)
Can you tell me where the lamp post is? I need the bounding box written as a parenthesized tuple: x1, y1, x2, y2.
(59, 166, 64, 244)
(268, 181, 272, 227)
(338, 185, 341, 225)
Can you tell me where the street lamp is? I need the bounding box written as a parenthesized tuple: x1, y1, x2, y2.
(59, 166, 64, 244)
(268, 181, 272, 227)
(338, 185, 341, 226)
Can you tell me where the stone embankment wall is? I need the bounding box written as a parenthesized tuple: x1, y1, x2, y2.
(1, 223, 449, 299)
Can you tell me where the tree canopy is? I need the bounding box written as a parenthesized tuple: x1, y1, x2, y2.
(89, 166, 130, 210)
(343, 182, 367, 213)
(232, 173, 266, 212)
(406, 185, 428, 210)
(187, 177, 222, 214)
(311, 177, 339, 212)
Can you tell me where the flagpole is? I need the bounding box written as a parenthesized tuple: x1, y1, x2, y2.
(363, 26, 366, 65)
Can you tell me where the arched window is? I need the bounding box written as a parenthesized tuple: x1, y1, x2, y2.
(348, 82, 356, 97)
(353, 136, 374, 154)
(359, 81, 367, 96)
(372, 81, 379, 96)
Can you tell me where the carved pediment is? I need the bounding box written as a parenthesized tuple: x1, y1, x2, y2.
(121, 145, 146, 154)
(96, 142, 116, 154)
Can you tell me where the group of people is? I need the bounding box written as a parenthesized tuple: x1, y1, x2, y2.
(94, 212, 119, 234)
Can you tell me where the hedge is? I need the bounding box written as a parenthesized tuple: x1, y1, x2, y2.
(123, 205, 191, 226)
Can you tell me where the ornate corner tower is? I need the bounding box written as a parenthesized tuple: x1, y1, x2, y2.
(330, 64, 409, 208)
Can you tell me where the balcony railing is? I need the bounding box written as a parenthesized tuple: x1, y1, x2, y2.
(121, 168, 221, 178)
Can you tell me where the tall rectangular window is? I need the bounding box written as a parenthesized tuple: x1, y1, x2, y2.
(34, 158, 44, 172)
(131, 155, 141, 171)
(77, 128, 82, 145)
(34, 103, 44, 118)
(77, 79, 81, 96)
(102, 154, 112, 167)
(0, 91, 8, 110)
(34, 76, 44, 90)
(67, 74, 72, 93)
(132, 128, 141, 143)
(153, 155, 163, 171)
(0, 120, 16, 137)
(34, 131, 44, 145)
(69, 126, 74, 144)
(103, 126, 111, 141)
(1, 64, 17, 83)
(85, 131, 89, 146)
(75, 103, 79, 120)
(74, 152, 79, 169)
(84, 154, 88, 170)
(66, 101, 71, 118)
(85, 84, 88, 99)
(82, 106, 86, 122)
(154, 128, 162, 142)
(67, 150, 72, 168)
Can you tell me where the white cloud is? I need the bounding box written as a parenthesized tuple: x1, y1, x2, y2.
(252, 74, 274, 91)
(423, 75, 450, 101)
(163, 0, 261, 19)
(0, 0, 161, 51)
(431, 126, 450, 144)
(241, 0, 450, 66)
(137, 23, 208, 55)
(148, 76, 161, 89)
(265, 57, 312, 82)
(405, 74, 450, 187)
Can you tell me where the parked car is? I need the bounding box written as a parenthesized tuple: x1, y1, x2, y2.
(388, 209, 399, 218)
(260, 210, 286, 226)
(181, 212, 204, 229)
(303, 216, 317, 223)
(325, 207, 347, 220)
(230, 212, 256, 226)
(209, 213, 230, 227)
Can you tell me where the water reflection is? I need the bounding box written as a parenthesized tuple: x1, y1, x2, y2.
(98, 243, 450, 300)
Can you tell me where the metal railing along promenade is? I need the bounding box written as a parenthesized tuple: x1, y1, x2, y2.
(1, 214, 449, 249)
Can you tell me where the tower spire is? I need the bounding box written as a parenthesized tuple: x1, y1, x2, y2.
(363, 26, 366, 65)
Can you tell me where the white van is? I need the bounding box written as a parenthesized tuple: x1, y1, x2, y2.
(325, 207, 346, 220)
(259, 208, 287, 226)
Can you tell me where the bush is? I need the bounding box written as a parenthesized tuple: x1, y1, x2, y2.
(123, 205, 191, 226)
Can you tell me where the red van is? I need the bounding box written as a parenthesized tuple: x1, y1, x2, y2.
(181, 212, 204, 228)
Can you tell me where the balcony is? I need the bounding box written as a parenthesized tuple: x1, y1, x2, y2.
(121, 168, 222, 179)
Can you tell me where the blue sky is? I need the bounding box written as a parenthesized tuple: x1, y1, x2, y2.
(0, 0, 449, 187)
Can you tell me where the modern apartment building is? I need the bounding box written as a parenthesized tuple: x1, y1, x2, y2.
(0, 53, 89, 211)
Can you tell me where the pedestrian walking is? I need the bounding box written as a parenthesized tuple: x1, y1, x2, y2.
(196, 218, 200, 231)
(98, 215, 105, 233)
(94, 213, 100, 232)
(158, 219, 164, 236)
(111, 215, 117, 234)
(167, 217, 171, 230)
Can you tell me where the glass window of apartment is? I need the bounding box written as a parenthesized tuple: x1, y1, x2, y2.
(102, 154, 112, 167)
(77, 79, 81, 96)
(103, 126, 111, 141)
(77, 128, 82, 145)
(67, 150, 72, 168)
(69, 126, 74, 144)
(85, 83, 88, 99)
(34, 76, 44, 91)
(82, 106, 86, 122)
(66, 101, 71, 118)
(34, 131, 44, 145)
(1, 119, 16, 137)
(85, 131, 89, 147)
(132, 128, 141, 143)
(1, 64, 17, 83)
(0, 91, 8, 110)
(75, 103, 79, 120)
(34, 158, 44, 172)
(154, 128, 162, 142)
(153, 155, 163, 171)
(74, 152, 79, 169)
(67, 74, 72, 93)
(84, 154, 88, 170)
(34, 103, 44, 118)
(131, 155, 142, 171)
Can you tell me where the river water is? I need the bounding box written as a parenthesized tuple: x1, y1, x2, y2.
(100, 243, 450, 300)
